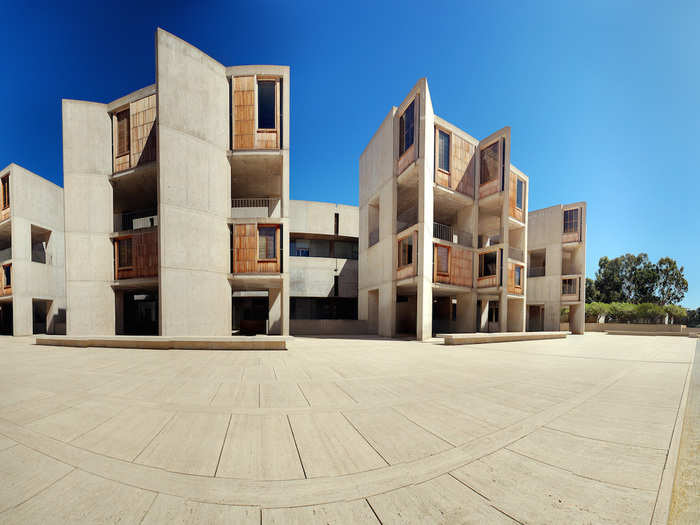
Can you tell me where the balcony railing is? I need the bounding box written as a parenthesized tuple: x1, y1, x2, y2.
(478, 231, 502, 248)
(231, 198, 280, 218)
(509, 247, 524, 262)
(369, 229, 379, 247)
(433, 222, 472, 248)
(528, 266, 545, 277)
(114, 209, 158, 232)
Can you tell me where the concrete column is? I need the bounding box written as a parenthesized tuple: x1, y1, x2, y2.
(268, 288, 282, 335)
(281, 276, 290, 336)
(570, 303, 584, 334)
(13, 297, 32, 336)
(456, 293, 476, 332)
(478, 299, 489, 332)
(378, 282, 396, 337)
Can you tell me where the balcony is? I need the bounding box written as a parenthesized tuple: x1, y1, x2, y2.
(433, 222, 472, 248)
(561, 277, 581, 302)
(113, 229, 158, 281)
(231, 198, 280, 219)
(478, 231, 502, 248)
(114, 209, 158, 233)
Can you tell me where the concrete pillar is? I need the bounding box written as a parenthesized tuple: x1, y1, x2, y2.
(13, 296, 32, 336)
(478, 299, 489, 332)
(456, 292, 476, 332)
(499, 291, 508, 332)
(378, 282, 396, 337)
(268, 288, 282, 335)
(281, 276, 290, 336)
(569, 303, 584, 334)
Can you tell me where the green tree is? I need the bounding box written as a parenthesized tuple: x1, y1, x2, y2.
(687, 307, 700, 327)
(656, 257, 688, 305)
(623, 254, 657, 303)
(635, 303, 665, 323)
(607, 302, 636, 323)
(585, 278, 600, 303)
(594, 257, 626, 303)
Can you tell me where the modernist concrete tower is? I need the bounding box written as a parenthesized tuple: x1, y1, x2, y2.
(526, 202, 587, 334)
(0, 164, 66, 335)
(359, 79, 528, 340)
(62, 29, 289, 336)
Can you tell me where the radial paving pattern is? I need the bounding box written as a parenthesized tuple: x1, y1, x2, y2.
(0, 334, 694, 524)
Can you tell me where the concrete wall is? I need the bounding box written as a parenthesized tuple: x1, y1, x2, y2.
(290, 257, 357, 298)
(62, 100, 115, 335)
(156, 29, 231, 336)
(5, 165, 66, 335)
(289, 200, 358, 238)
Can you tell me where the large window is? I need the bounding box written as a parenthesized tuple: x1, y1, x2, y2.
(516, 179, 524, 209)
(257, 81, 276, 130)
(480, 141, 499, 184)
(479, 251, 498, 277)
(116, 110, 130, 156)
(515, 265, 522, 286)
(399, 100, 415, 156)
(258, 226, 277, 260)
(563, 208, 579, 233)
(436, 245, 449, 274)
(398, 236, 413, 267)
(562, 278, 577, 295)
(438, 130, 450, 171)
(117, 238, 132, 268)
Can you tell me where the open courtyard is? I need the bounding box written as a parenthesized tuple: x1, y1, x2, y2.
(0, 333, 695, 524)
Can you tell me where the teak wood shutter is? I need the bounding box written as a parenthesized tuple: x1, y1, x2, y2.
(116, 110, 130, 156)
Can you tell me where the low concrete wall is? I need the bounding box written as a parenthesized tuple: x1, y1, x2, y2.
(290, 319, 368, 335)
(35, 335, 287, 351)
(585, 323, 687, 334)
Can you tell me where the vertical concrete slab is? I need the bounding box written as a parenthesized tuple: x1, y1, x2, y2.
(156, 28, 231, 336)
(62, 100, 114, 335)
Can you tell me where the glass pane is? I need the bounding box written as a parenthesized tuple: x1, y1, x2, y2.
(439, 131, 450, 171)
(258, 227, 276, 259)
(516, 180, 524, 208)
(258, 81, 276, 129)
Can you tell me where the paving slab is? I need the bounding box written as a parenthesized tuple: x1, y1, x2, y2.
(142, 493, 259, 524)
(263, 499, 379, 524)
(217, 414, 305, 480)
(210, 382, 259, 408)
(135, 412, 230, 475)
(260, 382, 309, 408)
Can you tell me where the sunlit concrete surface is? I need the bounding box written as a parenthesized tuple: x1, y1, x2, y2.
(0, 333, 694, 524)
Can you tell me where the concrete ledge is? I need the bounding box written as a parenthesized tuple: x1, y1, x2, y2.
(34, 335, 287, 351)
(606, 331, 689, 337)
(439, 331, 567, 345)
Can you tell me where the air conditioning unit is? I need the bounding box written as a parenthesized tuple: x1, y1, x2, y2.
(133, 215, 158, 230)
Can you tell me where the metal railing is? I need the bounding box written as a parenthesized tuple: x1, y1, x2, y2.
(478, 231, 501, 248)
(369, 229, 379, 247)
(114, 209, 158, 232)
(231, 197, 280, 218)
(433, 222, 472, 248)
(528, 266, 545, 277)
(509, 246, 524, 262)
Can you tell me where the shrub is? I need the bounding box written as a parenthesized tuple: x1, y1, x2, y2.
(635, 303, 666, 323)
(664, 304, 688, 324)
(608, 302, 636, 323)
(585, 302, 610, 322)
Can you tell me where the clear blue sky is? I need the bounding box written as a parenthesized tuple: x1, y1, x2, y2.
(1, 1, 698, 306)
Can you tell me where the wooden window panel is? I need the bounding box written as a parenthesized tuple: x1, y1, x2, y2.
(117, 238, 133, 269)
(436, 245, 449, 275)
(116, 110, 130, 157)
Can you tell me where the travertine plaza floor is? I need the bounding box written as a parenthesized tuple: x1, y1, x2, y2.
(0, 334, 695, 524)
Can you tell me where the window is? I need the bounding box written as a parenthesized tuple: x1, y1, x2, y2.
(515, 266, 522, 286)
(258, 226, 277, 260)
(257, 81, 276, 130)
(516, 179, 524, 209)
(399, 100, 415, 156)
(480, 141, 499, 184)
(334, 213, 339, 235)
(117, 238, 132, 268)
(438, 130, 450, 171)
(479, 251, 498, 277)
(562, 278, 577, 295)
(436, 245, 449, 274)
(1, 175, 9, 210)
(398, 236, 413, 267)
(116, 110, 130, 156)
(292, 239, 309, 257)
(333, 275, 339, 297)
(563, 208, 579, 233)
(3, 264, 10, 287)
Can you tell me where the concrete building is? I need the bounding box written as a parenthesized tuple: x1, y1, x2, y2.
(288, 200, 362, 334)
(359, 79, 529, 340)
(0, 164, 66, 335)
(62, 29, 289, 336)
(526, 202, 587, 334)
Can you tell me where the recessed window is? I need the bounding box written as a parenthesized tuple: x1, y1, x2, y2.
(258, 226, 277, 260)
(117, 238, 132, 268)
(563, 209, 579, 233)
(438, 130, 450, 171)
(257, 81, 276, 130)
(1, 174, 10, 210)
(333, 240, 358, 260)
(398, 236, 413, 267)
(515, 266, 522, 286)
(562, 278, 577, 295)
(116, 110, 130, 156)
(479, 251, 497, 277)
(334, 212, 339, 235)
(516, 179, 524, 209)
(3, 264, 10, 287)
(436, 245, 449, 274)
(399, 100, 415, 156)
(480, 141, 499, 184)
(333, 275, 339, 297)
